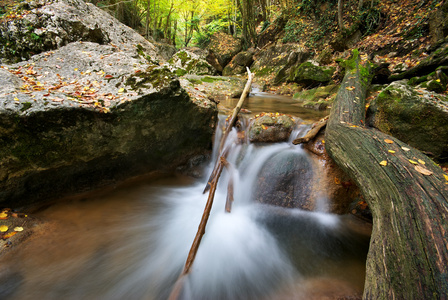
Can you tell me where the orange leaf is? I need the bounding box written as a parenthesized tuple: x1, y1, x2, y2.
(2, 231, 17, 239)
(384, 139, 394, 144)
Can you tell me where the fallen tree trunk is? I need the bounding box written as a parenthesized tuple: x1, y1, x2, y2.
(325, 50, 448, 299)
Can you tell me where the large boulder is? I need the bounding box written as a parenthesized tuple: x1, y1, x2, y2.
(367, 81, 448, 162)
(222, 49, 254, 76)
(288, 61, 335, 88)
(0, 0, 163, 64)
(252, 43, 311, 82)
(206, 32, 242, 72)
(179, 75, 245, 103)
(248, 113, 295, 143)
(0, 41, 217, 207)
(255, 150, 314, 210)
(168, 49, 217, 76)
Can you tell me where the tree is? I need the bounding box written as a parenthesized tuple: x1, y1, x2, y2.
(325, 51, 448, 299)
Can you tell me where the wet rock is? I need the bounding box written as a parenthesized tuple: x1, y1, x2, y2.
(255, 150, 314, 210)
(288, 61, 335, 88)
(0, 41, 217, 206)
(0, 0, 162, 64)
(293, 84, 339, 110)
(169, 49, 217, 76)
(367, 80, 448, 162)
(248, 113, 295, 143)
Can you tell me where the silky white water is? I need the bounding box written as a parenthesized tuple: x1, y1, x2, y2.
(0, 94, 369, 300)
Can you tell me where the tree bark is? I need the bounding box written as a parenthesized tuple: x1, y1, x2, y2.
(325, 51, 448, 299)
(338, 0, 345, 31)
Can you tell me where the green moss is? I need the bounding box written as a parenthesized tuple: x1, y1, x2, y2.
(125, 65, 176, 90)
(255, 67, 274, 76)
(187, 78, 202, 85)
(201, 76, 222, 83)
(20, 102, 32, 112)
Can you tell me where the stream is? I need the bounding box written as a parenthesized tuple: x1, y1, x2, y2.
(0, 91, 371, 300)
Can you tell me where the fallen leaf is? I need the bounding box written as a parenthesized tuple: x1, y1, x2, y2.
(0, 211, 7, 219)
(334, 177, 341, 184)
(345, 86, 355, 91)
(380, 160, 387, 166)
(0, 225, 8, 232)
(402, 147, 410, 151)
(384, 139, 394, 144)
(118, 88, 125, 93)
(415, 165, 433, 176)
(418, 159, 425, 165)
(388, 150, 396, 154)
(409, 160, 418, 165)
(444, 174, 448, 182)
(14, 227, 23, 232)
(2, 231, 17, 239)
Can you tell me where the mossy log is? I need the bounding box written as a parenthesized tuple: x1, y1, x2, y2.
(325, 51, 448, 299)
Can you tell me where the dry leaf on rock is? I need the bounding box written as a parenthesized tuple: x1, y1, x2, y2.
(415, 165, 433, 176)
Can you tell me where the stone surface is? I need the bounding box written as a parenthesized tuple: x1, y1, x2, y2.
(179, 74, 245, 103)
(168, 49, 217, 76)
(222, 50, 254, 76)
(0, 0, 163, 64)
(206, 32, 242, 71)
(248, 113, 295, 143)
(0, 41, 217, 206)
(367, 80, 448, 162)
(254, 150, 314, 210)
(288, 61, 335, 88)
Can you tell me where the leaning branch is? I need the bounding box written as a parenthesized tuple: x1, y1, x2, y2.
(204, 67, 254, 193)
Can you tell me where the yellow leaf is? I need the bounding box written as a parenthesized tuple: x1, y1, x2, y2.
(0, 225, 8, 232)
(74, 68, 78, 71)
(321, 139, 325, 144)
(14, 226, 23, 232)
(415, 165, 433, 176)
(380, 160, 387, 166)
(418, 159, 425, 165)
(384, 139, 394, 144)
(0, 212, 7, 219)
(261, 125, 268, 130)
(409, 160, 418, 165)
(401, 146, 410, 151)
(118, 88, 125, 93)
(388, 150, 396, 154)
(444, 174, 448, 182)
(346, 86, 355, 91)
(14, 97, 19, 101)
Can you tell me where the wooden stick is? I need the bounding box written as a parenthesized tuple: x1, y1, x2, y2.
(168, 157, 225, 300)
(203, 67, 254, 194)
(292, 116, 328, 145)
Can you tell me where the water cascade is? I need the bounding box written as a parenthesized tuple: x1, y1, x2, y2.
(0, 93, 371, 300)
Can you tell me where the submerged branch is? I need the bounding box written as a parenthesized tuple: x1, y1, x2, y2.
(292, 115, 328, 145)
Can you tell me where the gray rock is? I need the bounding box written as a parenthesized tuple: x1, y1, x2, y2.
(0, 41, 217, 206)
(169, 49, 217, 76)
(0, 0, 162, 64)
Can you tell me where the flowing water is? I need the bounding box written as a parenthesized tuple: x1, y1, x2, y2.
(0, 92, 371, 300)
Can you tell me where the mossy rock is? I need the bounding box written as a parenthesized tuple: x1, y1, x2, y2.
(169, 49, 217, 76)
(288, 61, 335, 87)
(367, 81, 448, 162)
